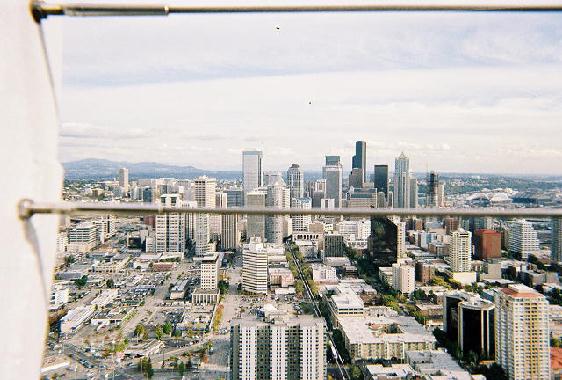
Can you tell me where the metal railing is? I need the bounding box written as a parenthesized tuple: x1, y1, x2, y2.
(31, 1, 562, 21)
(18, 199, 562, 219)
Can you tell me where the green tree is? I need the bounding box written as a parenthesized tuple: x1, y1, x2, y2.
(177, 361, 185, 376)
(552, 337, 561, 347)
(106, 279, 114, 288)
(134, 324, 145, 338)
(295, 280, 305, 296)
(162, 321, 173, 335)
(155, 325, 163, 340)
(64, 255, 75, 267)
(74, 275, 88, 288)
(138, 357, 154, 378)
(349, 364, 363, 380)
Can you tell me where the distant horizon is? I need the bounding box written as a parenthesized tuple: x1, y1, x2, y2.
(62, 157, 562, 179)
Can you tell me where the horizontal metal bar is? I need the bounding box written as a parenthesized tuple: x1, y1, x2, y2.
(31, 1, 562, 21)
(18, 200, 562, 219)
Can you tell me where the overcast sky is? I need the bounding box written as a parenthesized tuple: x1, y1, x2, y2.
(44, 1, 562, 174)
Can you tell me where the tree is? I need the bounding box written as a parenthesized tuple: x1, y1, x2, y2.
(106, 279, 114, 288)
(134, 324, 146, 338)
(177, 361, 185, 376)
(552, 337, 561, 347)
(155, 325, 163, 340)
(64, 255, 75, 268)
(162, 321, 173, 335)
(74, 275, 88, 288)
(138, 357, 154, 378)
(349, 364, 363, 380)
(295, 280, 305, 296)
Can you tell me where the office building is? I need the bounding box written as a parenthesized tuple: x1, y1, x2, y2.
(221, 214, 240, 251)
(286, 163, 304, 202)
(230, 316, 326, 380)
(426, 171, 439, 207)
(352, 140, 366, 183)
(118, 167, 129, 194)
(509, 219, 539, 260)
(368, 217, 406, 265)
(552, 218, 562, 263)
(323, 156, 343, 208)
(226, 188, 244, 207)
(194, 176, 216, 254)
(292, 197, 312, 232)
(444, 217, 460, 235)
(155, 194, 185, 254)
(67, 222, 98, 253)
(392, 263, 415, 294)
(242, 150, 263, 201)
(242, 237, 269, 294)
(348, 167, 363, 189)
(437, 181, 446, 207)
(324, 234, 345, 257)
(265, 178, 287, 244)
(192, 253, 221, 305)
(374, 164, 389, 196)
(495, 284, 550, 380)
(409, 177, 418, 208)
(246, 189, 266, 240)
(474, 229, 501, 260)
(393, 152, 410, 209)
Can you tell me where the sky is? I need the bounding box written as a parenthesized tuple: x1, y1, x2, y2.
(44, 1, 562, 174)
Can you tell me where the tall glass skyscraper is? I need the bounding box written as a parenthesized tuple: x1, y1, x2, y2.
(351, 140, 366, 183)
(393, 152, 410, 209)
(374, 164, 388, 195)
(242, 150, 263, 203)
(322, 155, 342, 208)
(286, 163, 304, 202)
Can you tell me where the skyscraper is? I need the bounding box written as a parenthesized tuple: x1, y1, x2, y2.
(351, 140, 366, 183)
(193, 176, 216, 256)
(509, 219, 539, 260)
(322, 156, 342, 208)
(368, 217, 405, 265)
(292, 197, 312, 232)
(348, 168, 363, 189)
(286, 163, 304, 203)
(374, 164, 388, 196)
(265, 177, 286, 244)
(242, 237, 269, 294)
(426, 171, 439, 207)
(552, 218, 562, 262)
(221, 214, 240, 251)
(230, 316, 326, 380)
(155, 194, 185, 254)
(118, 167, 129, 194)
(393, 152, 410, 209)
(450, 229, 472, 273)
(409, 177, 418, 208)
(246, 189, 266, 240)
(495, 284, 550, 380)
(242, 150, 263, 202)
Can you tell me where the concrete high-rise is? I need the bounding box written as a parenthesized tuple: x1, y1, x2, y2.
(265, 178, 286, 244)
(450, 229, 472, 273)
(194, 176, 216, 256)
(509, 219, 539, 260)
(474, 229, 501, 260)
(392, 263, 415, 294)
(286, 164, 304, 203)
(242, 237, 269, 294)
(292, 197, 312, 232)
(409, 177, 418, 208)
(242, 150, 263, 202)
(351, 141, 366, 183)
(118, 167, 129, 194)
(552, 218, 562, 263)
(230, 316, 326, 380)
(393, 152, 410, 209)
(155, 194, 185, 254)
(373, 164, 388, 196)
(246, 189, 266, 240)
(494, 284, 550, 380)
(221, 214, 241, 251)
(322, 156, 342, 208)
(426, 171, 439, 207)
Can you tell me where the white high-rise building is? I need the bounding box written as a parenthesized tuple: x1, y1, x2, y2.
(67, 222, 98, 253)
(509, 219, 540, 260)
(393, 152, 410, 209)
(495, 284, 550, 380)
(200, 253, 219, 290)
(322, 156, 343, 208)
(194, 176, 216, 256)
(553, 218, 562, 263)
(230, 316, 326, 380)
(118, 167, 129, 194)
(242, 150, 263, 202)
(242, 237, 269, 294)
(265, 178, 286, 244)
(450, 229, 472, 272)
(291, 197, 312, 232)
(221, 214, 241, 251)
(155, 194, 185, 254)
(286, 163, 304, 202)
(392, 263, 415, 294)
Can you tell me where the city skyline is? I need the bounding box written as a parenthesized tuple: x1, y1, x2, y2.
(43, 9, 562, 174)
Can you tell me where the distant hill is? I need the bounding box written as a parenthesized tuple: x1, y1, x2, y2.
(63, 158, 241, 180)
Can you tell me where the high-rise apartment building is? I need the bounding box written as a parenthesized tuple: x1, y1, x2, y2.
(221, 214, 240, 251)
(392, 263, 415, 294)
(193, 176, 216, 256)
(374, 164, 389, 196)
(230, 316, 326, 380)
(368, 217, 405, 265)
(474, 229, 501, 260)
(155, 194, 185, 254)
(286, 164, 304, 202)
(393, 152, 410, 209)
(509, 219, 539, 260)
(323, 156, 342, 208)
(553, 218, 562, 263)
(242, 150, 263, 201)
(192, 253, 220, 305)
(409, 177, 418, 208)
(426, 171, 439, 207)
(292, 197, 312, 232)
(242, 237, 269, 294)
(118, 167, 129, 194)
(450, 229, 472, 272)
(494, 284, 550, 380)
(351, 140, 366, 183)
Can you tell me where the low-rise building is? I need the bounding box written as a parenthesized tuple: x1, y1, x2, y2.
(269, 267, 295, 288)
(60, 305, 95, 334)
